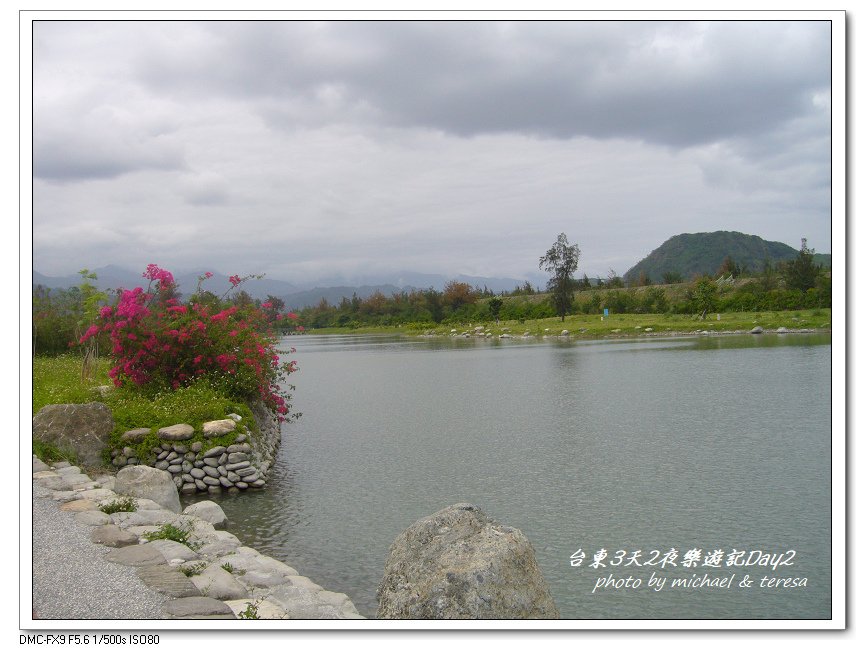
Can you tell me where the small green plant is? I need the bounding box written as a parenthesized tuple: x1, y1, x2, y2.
(99, 497, 137, 514)
(142, 523, 199, 550)
(180, 562, 207, 577)
(238, 599, 262, 620)
(220, 562, 245, 575)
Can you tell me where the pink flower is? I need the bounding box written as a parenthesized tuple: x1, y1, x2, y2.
(229, 275, 241, 287)
(286, 312, 298, 320)
(205, 272, 213, 279)
(79, 324, 100, 343)
(99, 306, 113, 319)
(143, 264, 174, 289)
(210, 307, 238, 322)
(262, 302, 272, 309)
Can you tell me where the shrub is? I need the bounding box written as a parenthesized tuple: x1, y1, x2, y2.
(79, 266, 298, 420)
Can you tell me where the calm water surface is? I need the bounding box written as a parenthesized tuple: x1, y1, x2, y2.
(192, 332, 832, 620)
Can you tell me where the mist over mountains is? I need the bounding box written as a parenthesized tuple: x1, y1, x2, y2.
(31, 266, 546, 310)
(31, 231, 831, 310)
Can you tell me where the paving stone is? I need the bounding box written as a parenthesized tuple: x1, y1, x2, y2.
(74, 510, 112, 526)
(137, 565, 201, 598)
(147, 539, 200, 563)
(60, 499, 99, 512)
(190, 565, 248, 600)
(237, 570, 292, 588)
(164, 596, 235, 619)
(90, 524, 138, 547)
(105, 543, 167, 567)
(49, 492, 84, 503)
(225, 599, 287, 620)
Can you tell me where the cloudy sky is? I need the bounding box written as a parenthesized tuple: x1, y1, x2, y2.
(30, 17, 834, 285)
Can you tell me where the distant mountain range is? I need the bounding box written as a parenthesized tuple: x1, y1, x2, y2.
(32, 232, 831, 308)
(31, 266, 542, 310)
(623, 231, 831, 284)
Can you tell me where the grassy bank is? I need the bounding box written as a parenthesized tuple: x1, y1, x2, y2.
(297, 308, 832, 338)
(32, 354, 257, 465)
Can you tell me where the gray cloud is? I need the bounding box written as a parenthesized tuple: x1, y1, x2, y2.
(115, 21, 830, 146)
(30, 18, 834, 281)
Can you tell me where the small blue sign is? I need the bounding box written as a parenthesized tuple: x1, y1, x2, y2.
(604, 308, 609, 317)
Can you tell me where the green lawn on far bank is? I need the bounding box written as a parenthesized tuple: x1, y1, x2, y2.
(300, 308, 831, 338)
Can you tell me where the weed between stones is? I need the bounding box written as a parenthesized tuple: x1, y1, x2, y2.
(142, 523, 200, 550)
(98, 496, 137, 514)
(180, 562, 207, 577)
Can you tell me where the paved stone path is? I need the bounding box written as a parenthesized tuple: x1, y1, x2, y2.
(31, 457, 364, 621)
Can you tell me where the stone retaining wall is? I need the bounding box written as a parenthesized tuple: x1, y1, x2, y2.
(110, 404, 282, 495)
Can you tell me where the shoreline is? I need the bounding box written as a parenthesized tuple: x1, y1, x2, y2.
(30, 457, 364, 622)
(299, 326, 831, 340)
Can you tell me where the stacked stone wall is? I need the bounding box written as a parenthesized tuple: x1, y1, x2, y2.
(108, 406, 281, 495)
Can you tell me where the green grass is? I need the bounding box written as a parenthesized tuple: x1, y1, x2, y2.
(33, 354, 112, 414)
(302, 309, 832, 338)
(32, 439, 78, 465)
(32, 354, 259, 468)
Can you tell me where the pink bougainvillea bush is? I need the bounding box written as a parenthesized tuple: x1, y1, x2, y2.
(80, 266, 298, 420)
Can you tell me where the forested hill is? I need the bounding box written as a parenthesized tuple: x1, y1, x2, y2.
(623, 231, 831, 284)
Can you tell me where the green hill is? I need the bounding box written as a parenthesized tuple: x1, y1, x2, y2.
(624, 231, 831, 284)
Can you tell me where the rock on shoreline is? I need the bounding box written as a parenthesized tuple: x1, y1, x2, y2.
(32, 457, 363, 620)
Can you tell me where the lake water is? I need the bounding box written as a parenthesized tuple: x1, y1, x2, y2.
(195, 332, 832, 621)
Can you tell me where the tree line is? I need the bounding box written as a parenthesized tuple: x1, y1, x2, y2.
(294, 236, 829, 328)
(32, 237, 830, 351)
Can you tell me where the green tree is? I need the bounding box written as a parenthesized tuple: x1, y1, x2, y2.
(76, 269, 108, 380)
(782, 238, 821, 291)
(230, 290, 255, 308)
(606, 269, 624, 288)
(488, 296, 503, 323)
(423, 289, 444, 323)
(717, 255, 740, 278)
(539, 233, 581, 321)
(692, 276, 719, 320)
(576, 273, 592, 290)
(759, 258, 778, 291)
(443, 281, 477, 312)
(662, 270, 683, 285)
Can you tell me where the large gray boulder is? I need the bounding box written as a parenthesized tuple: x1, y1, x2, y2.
(182, 501, 227, 529)
(377, 503, 559, 619)
(114, 465, 182, 513)
(32, 402, 114, 468)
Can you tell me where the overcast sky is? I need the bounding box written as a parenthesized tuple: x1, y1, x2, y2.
(31, 18, 833, 284)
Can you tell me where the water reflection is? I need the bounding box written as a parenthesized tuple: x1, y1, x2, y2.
(200, 332, 831, 620)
